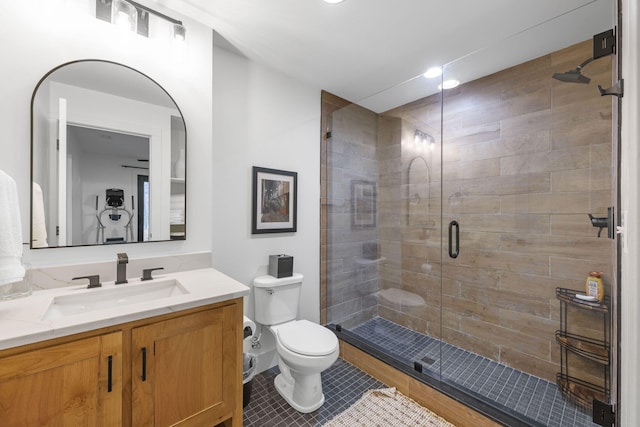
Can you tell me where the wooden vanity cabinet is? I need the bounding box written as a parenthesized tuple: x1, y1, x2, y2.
(0, 331, 123, 427)
(131, 304, 241, 426)
(0, 298, 242, 427)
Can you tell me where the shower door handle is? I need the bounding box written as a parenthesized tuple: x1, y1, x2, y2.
(448, 220, 459, 259)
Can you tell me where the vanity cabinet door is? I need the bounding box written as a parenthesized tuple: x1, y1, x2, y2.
(0, 331, 123, 427)
(131, 304, 240, 427)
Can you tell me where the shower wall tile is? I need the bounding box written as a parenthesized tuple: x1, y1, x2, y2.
(551, 122, 611, 149)
(500, 346, 558, 381)
(460, 316, 551, 360)
(589, 167, 614, 191)
(324, 100, 381, 327)
(322, 40, 613, 386)
(458, 131, 551, 162)
(459, 285, 550, 318)
(549, 257, 613, 282)
(455, 248, 551, 276)
(443, 326, 501, 361)
(551, 168, 592, 192)
(444, 196, 502, 214)
(444, 173, 552, 197)
(500, 146, 590, 175)
(500, 192, 591, 214)
(498, 309, 557, 339)
(456, 213, 550, 234)
(569, 215, 603, 241)
(590, 189, 615, 213)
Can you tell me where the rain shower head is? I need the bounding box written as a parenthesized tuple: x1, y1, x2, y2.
(552, 68, 591, 84)
(552, 57, 594, 84)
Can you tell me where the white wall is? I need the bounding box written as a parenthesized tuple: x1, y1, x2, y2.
(0, 0, 212, 267)
(211, 45, 321, 326)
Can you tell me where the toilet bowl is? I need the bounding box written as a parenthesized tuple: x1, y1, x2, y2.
(253, 274, 339, 413)
(270, 320, 339, 413)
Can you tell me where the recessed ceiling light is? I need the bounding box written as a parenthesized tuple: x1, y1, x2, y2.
(324, 0, 345, 3)
(423, 67, 442, 79)
(438, 79, 460, 90)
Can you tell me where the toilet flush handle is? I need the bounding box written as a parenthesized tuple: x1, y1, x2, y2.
(267, 289, 274, 295)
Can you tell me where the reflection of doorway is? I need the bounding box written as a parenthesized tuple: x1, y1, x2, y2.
(137, 175, 150, 242)
(65, 125, 149, 245)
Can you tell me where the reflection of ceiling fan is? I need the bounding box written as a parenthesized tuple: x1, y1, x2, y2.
(121, 158, 149, 170)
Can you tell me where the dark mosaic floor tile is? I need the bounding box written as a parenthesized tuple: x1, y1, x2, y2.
(243, 358, 385, 427)
(349, 317, 599, 427)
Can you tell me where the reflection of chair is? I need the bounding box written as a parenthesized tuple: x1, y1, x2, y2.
(95, 189, 134, 244)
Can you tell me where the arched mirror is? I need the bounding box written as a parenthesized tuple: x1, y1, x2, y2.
(31, 60, 186, 248)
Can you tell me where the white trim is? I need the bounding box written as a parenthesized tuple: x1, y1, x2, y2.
(620, 0, 639, 425)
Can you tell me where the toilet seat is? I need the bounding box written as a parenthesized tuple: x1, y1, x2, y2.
(276, 320, 338, 356)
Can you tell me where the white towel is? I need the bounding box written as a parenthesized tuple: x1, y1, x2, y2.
(0, 170, 25, 286)
(32, 182, 48, 248)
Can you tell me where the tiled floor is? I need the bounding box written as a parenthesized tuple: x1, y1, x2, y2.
(350, 317, 599, 427)
(243, 358, 385, 427)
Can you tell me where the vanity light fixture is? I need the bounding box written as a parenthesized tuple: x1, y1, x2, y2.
(97, 0, 186, 40)
(323, 0, 345, 3)
(414, 130, 434, 150)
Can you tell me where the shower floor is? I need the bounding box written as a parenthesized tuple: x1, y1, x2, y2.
(349, 317, 599, 427)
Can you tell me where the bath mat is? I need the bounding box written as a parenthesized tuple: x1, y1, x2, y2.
(323, 387, 456, 427)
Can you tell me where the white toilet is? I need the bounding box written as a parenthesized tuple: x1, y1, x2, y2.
(253, 273, 339, 413)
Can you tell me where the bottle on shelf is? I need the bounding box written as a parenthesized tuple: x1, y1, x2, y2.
(586, 271, 604, 302)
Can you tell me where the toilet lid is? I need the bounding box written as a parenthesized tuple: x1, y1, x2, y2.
(277, 320, 338, 356)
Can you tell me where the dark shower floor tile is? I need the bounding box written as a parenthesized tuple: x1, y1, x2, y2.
(350, 317, 599, 427)
(243, 358, 385, 427)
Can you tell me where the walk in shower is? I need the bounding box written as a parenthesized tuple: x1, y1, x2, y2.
(321, 2, 618, 426)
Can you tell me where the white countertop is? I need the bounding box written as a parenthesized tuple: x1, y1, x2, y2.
(0, 268, 250, 350)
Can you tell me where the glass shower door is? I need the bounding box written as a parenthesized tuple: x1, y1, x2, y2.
(437, 3, 617, 422)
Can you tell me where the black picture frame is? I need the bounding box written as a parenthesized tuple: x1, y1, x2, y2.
(252, 166, 298, 234)
(351, 180, 376, 228)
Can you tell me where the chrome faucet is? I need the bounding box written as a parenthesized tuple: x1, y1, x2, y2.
(115, 253, 128, 284)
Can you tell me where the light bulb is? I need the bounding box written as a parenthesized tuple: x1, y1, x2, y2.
(173, 24, 186, 41)
(423, 67, 442, 79)
(111, 0, 137, 33)
(438, 79, 460, 90)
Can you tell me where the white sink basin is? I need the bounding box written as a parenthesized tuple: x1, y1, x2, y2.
(42, 279, 189, 321)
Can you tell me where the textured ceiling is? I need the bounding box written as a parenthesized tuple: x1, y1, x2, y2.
(153, 0, 614, 111)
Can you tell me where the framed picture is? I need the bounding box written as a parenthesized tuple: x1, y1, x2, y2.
(252, 166, 297, 234)
(351, 180, 376, 228)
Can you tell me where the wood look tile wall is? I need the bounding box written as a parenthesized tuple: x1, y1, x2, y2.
(380, 40, 613, 383)
(321, 39, 614, 385)
(323, 94, 381, 328)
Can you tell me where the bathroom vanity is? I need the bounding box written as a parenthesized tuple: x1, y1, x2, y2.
(0, 268, 249, 427)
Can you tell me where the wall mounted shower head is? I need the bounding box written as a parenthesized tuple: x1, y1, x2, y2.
(552, 57, 594, 84)
(552, 68, 591, 84)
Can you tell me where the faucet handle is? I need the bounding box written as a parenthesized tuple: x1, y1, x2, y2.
(141, 267, 164, 281)
(73, 275, 101, 289)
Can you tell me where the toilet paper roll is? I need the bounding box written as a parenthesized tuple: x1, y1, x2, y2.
(243, 315, 256, 338)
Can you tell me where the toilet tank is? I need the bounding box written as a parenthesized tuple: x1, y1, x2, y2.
(253, 273, 303, 325)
